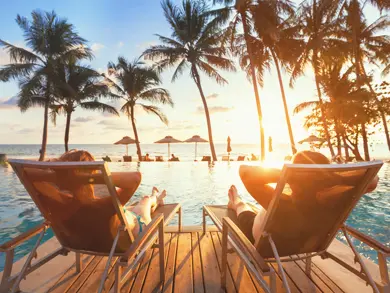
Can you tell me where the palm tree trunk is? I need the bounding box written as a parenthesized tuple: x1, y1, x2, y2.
(361, 122, 370, 161)
(271, 50, 297, 155)
(191, 65, 217, 161)
(130, 105, 142, 161)
(342, 132, 350, 161)
(312, 0, 335, 158)
(313, 60, 335, 157)
(39, 98, 49, 161)
(241, 11, 265, 161)
(64, 111, 72, 152)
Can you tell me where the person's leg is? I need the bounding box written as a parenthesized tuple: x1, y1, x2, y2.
(227, 185, 257, 244)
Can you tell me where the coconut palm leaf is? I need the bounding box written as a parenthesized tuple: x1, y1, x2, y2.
(138, 104, 169, 125)
(80, 101, 119, 115)
(294, 101, 320, 114)
(0, 63, 38, 81)
(139, 88, 173, 106)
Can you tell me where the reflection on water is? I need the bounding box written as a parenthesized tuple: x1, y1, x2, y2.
(0, 161, 389, 270)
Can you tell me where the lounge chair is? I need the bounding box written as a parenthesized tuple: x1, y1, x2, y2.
(2, 160, 182, 293)
(203, 161, 385, 293)
(201, 156, 211, 162)
(237, 155, 246, 161)
(222, 155, 231, 161)
(123, 155, 132, 162)
(155, 156, 164, 162)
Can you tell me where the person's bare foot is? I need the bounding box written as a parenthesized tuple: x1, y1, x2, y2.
(157, 190, 166, 206)
(227, 185, 242, 210)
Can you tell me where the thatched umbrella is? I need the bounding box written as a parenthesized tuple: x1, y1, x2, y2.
(298, 135, 324, 150)
(185, 135, 208, 161)
(114, 136, 137, 156)
(154, 136, 182, 158)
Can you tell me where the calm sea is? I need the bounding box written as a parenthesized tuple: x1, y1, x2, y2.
(0, 143, 389, 271)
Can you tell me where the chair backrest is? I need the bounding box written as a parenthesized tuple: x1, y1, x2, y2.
(9, 159, 134, 254)
(202, 156, 211, 162)
(256, 161, 383, 258)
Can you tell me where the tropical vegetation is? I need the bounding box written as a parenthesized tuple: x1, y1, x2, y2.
(0, 1, 389, 162)
(104, 57, 173, 161)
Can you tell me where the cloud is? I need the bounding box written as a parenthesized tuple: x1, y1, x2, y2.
(206, 93, 219, 100)
(17, 128, 35, 134)
(0, 96, 18, 109)
(98, 119, 131, 131)
(117, 41, 124, 48)
(91, 43, 105, 52)
(74, 116, 95, 123)
(196, 106, 233, 115)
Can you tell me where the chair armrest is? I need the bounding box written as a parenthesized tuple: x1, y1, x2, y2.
(223, 217, 270, 273)
(0, 222, 49, 252)
(344, 225, 390, 254)
(120, 213, 164, 262)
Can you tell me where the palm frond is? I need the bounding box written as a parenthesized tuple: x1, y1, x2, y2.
(79, 101, 119, 116)
(0, 40, 42, 64)
(293, 101, 320, 114)
(0, 63, 38, 81)
(139, 88, 173, 106)
(138, 104, 169, 125)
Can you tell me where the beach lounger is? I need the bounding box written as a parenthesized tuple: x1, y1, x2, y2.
(203, 161, 386, 293)
(123, 155, 132, 162)
(237, 155, 246, 161)
(2, 160, 182, 293)
(201, 156, 211, 162)
(155, 156, 164, 162)
(222, 155, 230, 161)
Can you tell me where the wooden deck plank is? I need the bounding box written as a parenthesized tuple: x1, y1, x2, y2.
(119, 253, 145, 293)
(77, 256, 118, 293)
(191, 233, 205, 293)
(2, 230, 383, 293)
(65, 256, 103, 293)
(269, 262, 302, 293)
(210, 232, 238, 293)
(141, 233, 172, 293)
(47, 255, 94, 293)
(128, 246, 154, 293)
(280, 260, 322, 293)
(162, 233, 178, 293)
(174, 233, 193, 293)
(295, 259, 343, 293)
(198, 232, 223, 292)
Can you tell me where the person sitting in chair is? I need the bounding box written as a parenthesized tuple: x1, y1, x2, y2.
(169, 154, 179, 161)
(145, 153, 153, 161)
(227, 150, 380, 245)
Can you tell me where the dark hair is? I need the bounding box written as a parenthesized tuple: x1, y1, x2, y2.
(292, 150, 330, 164)
(58, 149, 95, 162)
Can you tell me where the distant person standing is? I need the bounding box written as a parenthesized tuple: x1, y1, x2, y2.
(268, 136, 273, 153)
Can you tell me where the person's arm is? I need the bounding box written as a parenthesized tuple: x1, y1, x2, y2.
(111, 172, 142, 205)
(239, 166, 281, 185)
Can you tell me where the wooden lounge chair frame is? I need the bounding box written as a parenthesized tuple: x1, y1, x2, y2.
(203, 161, 387, 293)
(2, 159, 182, 293)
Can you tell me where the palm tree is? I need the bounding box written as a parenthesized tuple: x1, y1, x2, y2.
(292, 0, 347, 157)
(52, 60, 119, 152)
(0, 10, 91, 160)
(342, 3, 390, 152)
(143, 0, 235, 161)
(249, 1, 302, 155)
(210, 0, 269, 160)
(105, 57, 173, 161)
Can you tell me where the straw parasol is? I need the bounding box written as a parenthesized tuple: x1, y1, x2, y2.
(184, 135, 208, 161)
(154, 136, 182, 158)
(298, 135, 325, 144)
(114, 136, 137, 156)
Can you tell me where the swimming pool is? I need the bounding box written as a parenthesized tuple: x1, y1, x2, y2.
(0, 161, 389, 270)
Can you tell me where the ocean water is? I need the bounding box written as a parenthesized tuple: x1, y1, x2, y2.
(0, 144, 389, 271)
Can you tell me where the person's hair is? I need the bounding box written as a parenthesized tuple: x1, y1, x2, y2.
(58, 149, 95, 162)
(292, 150, 330, 165)
(55, 150, 96, 201)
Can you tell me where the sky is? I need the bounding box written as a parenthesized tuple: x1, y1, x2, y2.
(0, 0, 386, 145)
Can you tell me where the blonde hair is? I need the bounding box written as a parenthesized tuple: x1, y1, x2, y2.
(58, 149, 95, 162)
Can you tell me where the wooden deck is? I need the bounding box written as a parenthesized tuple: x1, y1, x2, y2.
(1, 227, 381, 293)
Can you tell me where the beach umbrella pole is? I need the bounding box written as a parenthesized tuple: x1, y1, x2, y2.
(168, 143, 170, 159)
(126, 145, 128, 156)
(195, 142, 197, 161)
